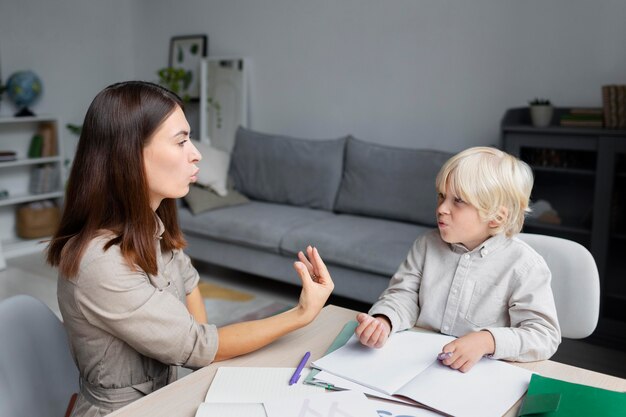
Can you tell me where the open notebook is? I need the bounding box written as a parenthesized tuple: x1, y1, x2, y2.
(312, 330, 532, 417)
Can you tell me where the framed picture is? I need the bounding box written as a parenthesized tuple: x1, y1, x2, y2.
(168, 34, 208, 100)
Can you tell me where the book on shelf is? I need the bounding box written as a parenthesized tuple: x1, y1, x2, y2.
(602, 84, 626, 129)
(311, 327, 532, 417)
(29, 164, 59, 194)
(39, 122, 57, 157)
(0, 151, 17, 162)
(569, 107, 603, 115)
(559, 110, 603, 128)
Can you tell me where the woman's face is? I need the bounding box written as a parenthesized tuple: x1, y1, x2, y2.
(143, 105, 202, 210)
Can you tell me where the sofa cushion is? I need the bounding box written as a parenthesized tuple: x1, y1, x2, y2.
(183, 184, 250, 215)
(193, 141, 231, 196)
(334, 137, 453, 226)
(229, 127, 347, 211)
(178, 201, 334, 253)
(280, 214, 432, 276)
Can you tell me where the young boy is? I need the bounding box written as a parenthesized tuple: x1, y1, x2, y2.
(355, 146, 561, 372)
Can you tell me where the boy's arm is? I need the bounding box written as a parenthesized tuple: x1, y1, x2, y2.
(368, 237, 425, 334)
(484, 258, 561, 362)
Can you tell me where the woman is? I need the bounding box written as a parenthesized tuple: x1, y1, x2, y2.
(47, 81, 334, 416)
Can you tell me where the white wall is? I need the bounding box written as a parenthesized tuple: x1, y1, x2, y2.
(2, 0, 626, 155)
(133, 0, 626, 152)
(0, 0, 136, 160)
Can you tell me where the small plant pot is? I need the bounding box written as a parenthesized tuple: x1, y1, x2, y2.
(530, 105, 554, 128)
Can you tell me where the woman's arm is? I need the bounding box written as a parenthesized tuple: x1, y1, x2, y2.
(186, 286, 208, 324)
(214, 246, 333, 361)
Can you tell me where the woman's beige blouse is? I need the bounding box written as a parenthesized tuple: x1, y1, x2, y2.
(58, 225, 218, 416)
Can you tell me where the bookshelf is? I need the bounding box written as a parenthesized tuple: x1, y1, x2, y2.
(0, 116, 64, 264)
(501, 107, 626, 349)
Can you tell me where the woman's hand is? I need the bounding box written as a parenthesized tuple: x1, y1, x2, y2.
(293, 246, 334, 324)
(354, 313, 391, 348)
(438, 330, 495, 373)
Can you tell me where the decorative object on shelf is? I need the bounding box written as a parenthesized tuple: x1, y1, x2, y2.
(16, 200, 60, 239)
(602, 85, 626, 129)
(199, 57, 249, 152)
(6, 70, 43, 117)
(0, 150, 16, 162)
(529, 98, 554, 128)
(167, 34, 208, 100)
(528, 199, 561, 225)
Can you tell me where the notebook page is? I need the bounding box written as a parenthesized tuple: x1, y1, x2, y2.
(313, 370, 415, 404)
(396, 358, 532, 417)
(312, 331, 455, 394)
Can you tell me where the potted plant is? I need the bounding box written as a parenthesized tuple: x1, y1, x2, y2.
(156, 67, 222, 128)
(529, 98, 553, 128)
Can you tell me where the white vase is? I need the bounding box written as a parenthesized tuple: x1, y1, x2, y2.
(530, 105, 554, 128)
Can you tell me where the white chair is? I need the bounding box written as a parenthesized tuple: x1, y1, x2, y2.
(518, 233, 600, 339)
(0, 295, 78, 417)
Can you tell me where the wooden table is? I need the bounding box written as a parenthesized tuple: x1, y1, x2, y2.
(109, 305, 626, 417)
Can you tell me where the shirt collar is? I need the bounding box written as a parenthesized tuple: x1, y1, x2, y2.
(154, 215, 165, 240)
(450, 233, 508, 257)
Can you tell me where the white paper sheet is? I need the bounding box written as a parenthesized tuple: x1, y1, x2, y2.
(397, 359, 532, 417)
(195, 402, 266, 417)
(313, 370, 414, 404)
(205, 367, 324, 403)
(312, 331, 455, 394)
(264, 390, 379, 417)
(368, 398, 442, 417)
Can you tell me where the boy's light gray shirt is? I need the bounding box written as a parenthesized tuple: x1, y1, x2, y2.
(369, 229, 561, 362)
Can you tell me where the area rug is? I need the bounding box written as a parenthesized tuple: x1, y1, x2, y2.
(198, 282, 292, 327)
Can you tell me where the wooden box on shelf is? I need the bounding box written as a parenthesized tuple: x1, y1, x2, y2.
(16, 202, 60, 239)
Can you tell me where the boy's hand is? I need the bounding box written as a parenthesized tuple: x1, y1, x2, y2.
(438, 330, 495, 373)
(354, 313, 391, 348)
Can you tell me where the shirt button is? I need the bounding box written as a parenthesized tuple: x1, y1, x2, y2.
(443, 325, 449, 331)
(464, 254, 470, 260)
(483, 249, 489, 255)
(451, 288, 457, 294)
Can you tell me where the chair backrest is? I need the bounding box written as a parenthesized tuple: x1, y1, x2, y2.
(0, 295, 79, 417)
(517, 233, 600, 339)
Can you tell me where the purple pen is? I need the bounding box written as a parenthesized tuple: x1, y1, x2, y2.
(289, 351, 311, 385)
(437, 352, 453, 361)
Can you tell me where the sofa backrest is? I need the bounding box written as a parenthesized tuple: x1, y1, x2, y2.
(229, 127, 347, 211)
(334, 136, 453, 226)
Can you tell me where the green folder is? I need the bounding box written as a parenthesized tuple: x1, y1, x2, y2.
(303, 320, 358, 389)
(518, 373, 626, 416)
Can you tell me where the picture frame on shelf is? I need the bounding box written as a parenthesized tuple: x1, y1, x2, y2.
(168, 34, 208, 100)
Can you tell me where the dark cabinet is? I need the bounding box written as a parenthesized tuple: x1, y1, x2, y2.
(502, 108, 626, 349)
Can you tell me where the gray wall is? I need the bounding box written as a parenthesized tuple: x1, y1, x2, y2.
(2, 0, 626, 156)
(0, 0, 136, 159)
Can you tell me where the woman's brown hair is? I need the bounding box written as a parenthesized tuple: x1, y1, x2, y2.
(47, 81, 186, 278)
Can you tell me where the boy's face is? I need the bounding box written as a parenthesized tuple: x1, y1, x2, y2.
(436, 184, 492, 251)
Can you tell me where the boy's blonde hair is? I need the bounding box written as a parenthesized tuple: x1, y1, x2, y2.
(435, 146, 533, 237)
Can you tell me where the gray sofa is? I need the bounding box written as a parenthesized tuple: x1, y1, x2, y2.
(178, 127, 452, 304)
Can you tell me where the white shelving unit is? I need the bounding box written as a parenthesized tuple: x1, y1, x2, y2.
(0, 116, 64, 264)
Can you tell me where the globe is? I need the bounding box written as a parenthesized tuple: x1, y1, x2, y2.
(6, 70, 43, 117)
